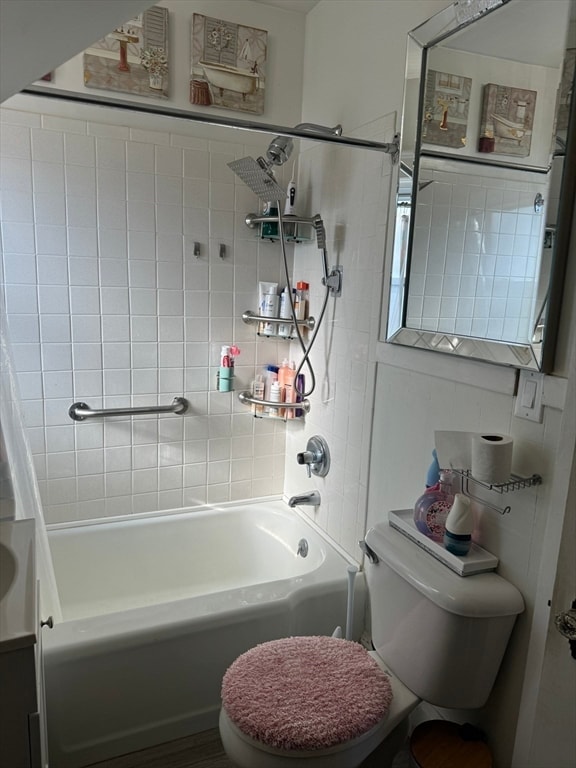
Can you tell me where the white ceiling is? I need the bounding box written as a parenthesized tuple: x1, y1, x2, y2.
(251, 0, 320, 13)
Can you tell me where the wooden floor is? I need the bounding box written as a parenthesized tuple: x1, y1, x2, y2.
(84, 728, 413, 767)
(85, 728, 235, 768)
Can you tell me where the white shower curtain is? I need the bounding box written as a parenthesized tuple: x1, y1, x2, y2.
(0, 306, 62, 622)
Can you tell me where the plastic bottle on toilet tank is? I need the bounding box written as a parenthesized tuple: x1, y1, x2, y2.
(413, 470, 453, 542)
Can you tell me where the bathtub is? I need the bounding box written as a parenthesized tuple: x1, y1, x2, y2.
(43, 498, 365, 768)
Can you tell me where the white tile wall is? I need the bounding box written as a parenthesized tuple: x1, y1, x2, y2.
(284, 115, 396, 560)
(0, 107, 296, 524)
(407, 159, 548, 342)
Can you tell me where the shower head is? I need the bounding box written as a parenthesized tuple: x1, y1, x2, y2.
(266, 135, 294, 167)
(227, 156, 286, 202)
(228, 122, 343, 198)
(266, 122, 343, 167)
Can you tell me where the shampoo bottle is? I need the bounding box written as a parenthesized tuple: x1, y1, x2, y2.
(251, 375, 265, 415)
(263, 365, 279, 413)
(444, 493, 473, 556)
(295, 373, 305, 417)
(283, 361, 297, 419)
(269, 380, 282, 417)
(278, 287, 294, 338)
(413, 469, 453, 542)
(277, 359, 291, 418)
(261, 286, 279, 336)
(278, 359, 297, 418)
(295, 281, 309, 320)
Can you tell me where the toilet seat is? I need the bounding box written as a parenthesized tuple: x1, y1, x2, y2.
(219, 637, 420, 768)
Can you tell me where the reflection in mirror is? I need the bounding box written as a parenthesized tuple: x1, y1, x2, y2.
(386, 0, 575, 371)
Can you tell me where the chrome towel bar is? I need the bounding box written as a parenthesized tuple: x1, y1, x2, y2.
(69, 397, 189, 421)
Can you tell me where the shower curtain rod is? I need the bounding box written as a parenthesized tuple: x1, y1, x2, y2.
(21, 85, 399, 158)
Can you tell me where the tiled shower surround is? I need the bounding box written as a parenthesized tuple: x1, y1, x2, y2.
(407, 159, 548, 342)
(0, 107, 295, 523)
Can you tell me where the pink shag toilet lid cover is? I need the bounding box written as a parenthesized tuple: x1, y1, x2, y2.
(221, 636, 394, 751)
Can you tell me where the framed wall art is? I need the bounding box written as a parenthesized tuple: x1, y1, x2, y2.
(83, 6, 169, 99)
(422, 69, 472, 149)
(478, 83, 537, 157)
(190, 14, 267, 115)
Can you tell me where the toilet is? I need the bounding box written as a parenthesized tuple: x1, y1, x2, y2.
(219, 520, 524, 768)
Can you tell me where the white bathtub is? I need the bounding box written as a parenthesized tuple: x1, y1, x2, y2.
(43, 499, 365, 768)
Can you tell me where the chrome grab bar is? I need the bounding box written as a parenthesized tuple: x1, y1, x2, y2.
(242, 311, 316, 330)
(69, 397, 189, 421)
(245, 213, 318, 228)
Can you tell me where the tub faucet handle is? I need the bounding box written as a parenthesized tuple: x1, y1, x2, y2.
(296, 451, 315, 477)
(296, 436, 330, 478)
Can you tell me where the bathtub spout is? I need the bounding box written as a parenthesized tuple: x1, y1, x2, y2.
(288, 490, 321, 508)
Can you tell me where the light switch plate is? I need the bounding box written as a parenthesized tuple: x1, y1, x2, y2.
(515, 370, 544, 422)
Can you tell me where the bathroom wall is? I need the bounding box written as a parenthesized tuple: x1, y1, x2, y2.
(0, 0, 312, 524)
(0, 105, 298, 523)
(283, 113, 396, 558)
(283, 0, 453, 558)
(300, 1, 575, 766)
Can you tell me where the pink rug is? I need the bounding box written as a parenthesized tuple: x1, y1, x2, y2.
(221, 636, 393, 751)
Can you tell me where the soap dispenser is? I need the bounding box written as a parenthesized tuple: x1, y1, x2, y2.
(413, 469, 453, 542)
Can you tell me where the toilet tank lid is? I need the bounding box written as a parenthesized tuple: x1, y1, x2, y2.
(365, 523, 524, 618)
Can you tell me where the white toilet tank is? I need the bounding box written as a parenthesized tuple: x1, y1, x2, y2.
(364, 522, 524, 709)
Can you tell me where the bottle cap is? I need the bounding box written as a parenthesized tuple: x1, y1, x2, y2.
(445, 493, 473, 535)
(296, 281, 309, 290)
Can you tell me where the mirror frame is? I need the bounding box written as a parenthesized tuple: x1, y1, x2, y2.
(385, 0, 576, 372)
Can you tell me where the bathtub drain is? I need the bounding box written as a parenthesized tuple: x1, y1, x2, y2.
(297, 538, 309, 557)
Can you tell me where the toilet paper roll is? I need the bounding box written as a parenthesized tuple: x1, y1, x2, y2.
(471, 433, 513, 485)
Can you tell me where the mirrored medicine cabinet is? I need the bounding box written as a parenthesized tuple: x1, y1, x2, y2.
(384, 0, 576, 371)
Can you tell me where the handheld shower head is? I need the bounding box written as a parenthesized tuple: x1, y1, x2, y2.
(313, 214, 327, 250)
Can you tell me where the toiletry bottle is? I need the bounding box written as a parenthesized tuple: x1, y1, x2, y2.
(413, 469, 453, 542)
(444, 493, 473, 556)
(295, 372, 305, 417)
(251, 375, 265, 416)
(278, 358, 290, 417)
(218, 345, 233, 392)
(278, 287, 294, 338)
(283, 361, 297, 419)
(269, 380, 282, 417)
(293, 288, 301, 320)
(295, 281, 309, 320)
(263, 365, 279, 413)
(261, 287, 279, 336)
(261, 201, 279, 238)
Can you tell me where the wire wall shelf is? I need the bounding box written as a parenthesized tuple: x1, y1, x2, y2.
(451, 468, 543, 515)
